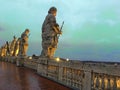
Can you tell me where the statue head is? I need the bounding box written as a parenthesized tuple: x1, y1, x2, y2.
(6, 41, 8, 44)
(48, 7, 57, 16)
(25, 29, 30, 34)
(13, 36, 16, 39)
(13, 36, 17, 41)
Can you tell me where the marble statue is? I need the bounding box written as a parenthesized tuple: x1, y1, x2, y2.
(19, 29, 30, 56)
(40, 7, 62, 58)
(13, 38, 21, 56)
(4, 44, 8, 56)
(10, 36, 17, 56)
(1, 44, 7, 57)
(0, 48, 2, 56)
(0, 46, 4, 56)
(6, 41, 10, 56)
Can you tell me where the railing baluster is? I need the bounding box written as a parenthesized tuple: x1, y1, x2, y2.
(113, 77, 117, 90)
(101, 75, 105, 90)
(107, 78, 111, 89)
(96, 75, 100, 89)
(91, 71, 95, 90)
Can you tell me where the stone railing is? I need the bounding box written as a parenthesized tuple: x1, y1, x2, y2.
(24, 59, 38, 70)
(37, 58, 85, 90)
(0, 56, 120, 90)
(91, 72, 120, 90)
(90, 63, 120, 90)
(37, 59, 120, 90)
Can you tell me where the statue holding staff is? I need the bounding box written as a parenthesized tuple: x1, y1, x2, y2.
(19, 29, 30, 56)
(40, 7, 62, 58)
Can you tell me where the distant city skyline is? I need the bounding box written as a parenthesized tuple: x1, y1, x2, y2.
(0, 0, 120, 62)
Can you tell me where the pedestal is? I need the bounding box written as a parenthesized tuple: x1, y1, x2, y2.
(16, 56, 26, 67)
(11, 56, 17, 64)
(37, 57, 49, 76)
(8, 57, 11, 62)
(83, 70, 92, 90)
(5, 57, 8, 62)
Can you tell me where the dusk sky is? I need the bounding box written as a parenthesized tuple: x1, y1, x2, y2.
(0, 0, 120, 62)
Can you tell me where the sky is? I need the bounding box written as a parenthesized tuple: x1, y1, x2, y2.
(0, 0, 120, 62)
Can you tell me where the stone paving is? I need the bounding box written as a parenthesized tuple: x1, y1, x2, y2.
(0, 61, 71, 90)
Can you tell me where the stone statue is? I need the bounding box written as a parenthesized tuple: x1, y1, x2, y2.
(0, 48, 2, 56)
(1, 46, 4, 56)
(4, 43, 8, 56)
(1, 44, 7, 57)
(40, 7, 62, 58)
(6, 41, 10, 56)
(19, 29, 30, 56)
(10, 36, 17, 56)
(13, 38, 21, 56)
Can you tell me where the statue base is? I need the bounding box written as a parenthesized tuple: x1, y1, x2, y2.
(5, 57, 8, 62)
(16, 55, 26, 67)
(11, 56, 17, 64)
(8, 57, 11, 62)
(0, 56, 5, 61)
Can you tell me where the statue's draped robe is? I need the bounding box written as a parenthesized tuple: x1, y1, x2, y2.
(41, 14, 59, 57)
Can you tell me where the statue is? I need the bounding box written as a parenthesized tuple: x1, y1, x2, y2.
(0, 48, 2, 56)
(1, 44, 7, 57)
(1, 46, 4, 56)
(40, 7, 62, 58)
(4, 44, 8, 56)
(19, 29, 30, 56)
(10, 36, 17, 56)
(6, 41, 10, 56)
(13, 38, 21, 56)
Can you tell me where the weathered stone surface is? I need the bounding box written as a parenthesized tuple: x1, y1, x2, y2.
(10, 36, 17, 56)
(0, 45, 7, 57)
(16, 56, 26, 67)
(40, 7, 62, 58)
(10, 56, 17, 63)
(24, 58, 38, 70)
(13, 38, 21, 56)
(19, 29, 30, 56)
(37, 59, 120, 90)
